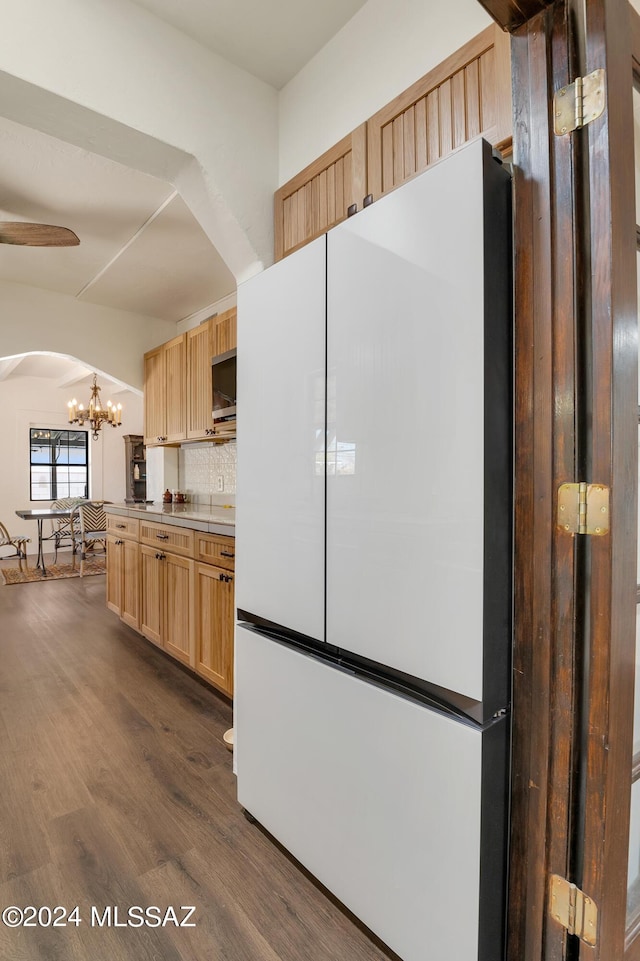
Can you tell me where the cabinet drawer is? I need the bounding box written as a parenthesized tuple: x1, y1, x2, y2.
(140, 521, 194, 557)
(194, 532, 235, 569)
(107, 515, 140, 540)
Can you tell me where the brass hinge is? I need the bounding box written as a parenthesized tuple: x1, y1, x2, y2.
(557, 482, 609, 535)
(549, 875, 598, 946)
(554, 68, 606, 134)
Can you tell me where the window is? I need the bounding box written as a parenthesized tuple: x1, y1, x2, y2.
(29, 429, 89, 501)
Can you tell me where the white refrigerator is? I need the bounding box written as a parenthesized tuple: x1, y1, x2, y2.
(235, 138, 512, 961)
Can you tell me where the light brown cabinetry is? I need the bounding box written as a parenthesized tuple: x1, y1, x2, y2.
(106, 518, 140, 632)
(164, 552, 194, 666)
(106, 534, 123, 616)
(164, 334, 187, 443)
(140, 544, 194, 666)
(193, 532, 235, 695)
(143, 345, 165, 445)
(274, 24, 512, 261)
(213, 307, 237, 355)
(146, 309, 237, 446)
(366, 24, 511, 201)
(143, 333, 187, 446)
(194, 531, 235, 569)
(274, 125, 367, 262)
(140, 544, 162, 646)
(107, 514, 234, 697)
(107, 515, 140, 539)
(187, 320, 214, 440)
(140, 520, 194, 557)
(194, 562, 234, 695)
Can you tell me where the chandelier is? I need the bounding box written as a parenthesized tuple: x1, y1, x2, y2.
(67, 373, 122, 440)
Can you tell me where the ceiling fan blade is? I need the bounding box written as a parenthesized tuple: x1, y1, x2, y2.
(0, 222, 80, 247)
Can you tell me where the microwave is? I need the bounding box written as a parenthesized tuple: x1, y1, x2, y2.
(211, 348, 237, 421)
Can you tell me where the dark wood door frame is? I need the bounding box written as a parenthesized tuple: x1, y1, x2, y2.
(580, 0, 636, 956)
(474, 0, 637, 958)
(505, 5, 581, 958)
(479, 0, 555, 32)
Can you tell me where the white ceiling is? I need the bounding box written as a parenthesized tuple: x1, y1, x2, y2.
(128, 0, 368, 89)
(0, 0, 369, 365)
(0, 115, 237, 324)
(0, 353, 137, 401)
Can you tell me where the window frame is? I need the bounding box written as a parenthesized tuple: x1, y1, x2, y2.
(29, 428, 90, 502)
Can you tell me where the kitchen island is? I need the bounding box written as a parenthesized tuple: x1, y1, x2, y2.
(105, 502, 235, 696)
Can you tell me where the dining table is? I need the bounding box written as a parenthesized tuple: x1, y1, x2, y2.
(14, 507, 74, 576)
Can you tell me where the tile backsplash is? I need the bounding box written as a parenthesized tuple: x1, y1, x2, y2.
(179, 442, 237, 505)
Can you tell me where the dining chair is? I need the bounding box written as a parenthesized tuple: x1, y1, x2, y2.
(71, 501, 108, 576)
(50, 497, 86, 563)
(0, 522, 30, 571)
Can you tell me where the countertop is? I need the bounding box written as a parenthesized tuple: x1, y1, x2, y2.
(105, 502, 235, 537)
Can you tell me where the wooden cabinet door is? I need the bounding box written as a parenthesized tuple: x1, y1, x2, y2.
(274, 126, 367, 262)
(140, 545, 162, 647)
(163, 552, 194, 667)
(143, 345, 165, 445)
(213, 308, 237, 355)
(194, 532, 235, 570)
(194, 562, 234, 695)
(120, 538, 140, 632)
(164, 333, 187, 443)
(106, 534, 122, 615)
(186, 320, 214, 439)
(366, 24, 511, 202)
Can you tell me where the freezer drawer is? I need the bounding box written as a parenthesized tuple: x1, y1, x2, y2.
(236, 624, 508, 961)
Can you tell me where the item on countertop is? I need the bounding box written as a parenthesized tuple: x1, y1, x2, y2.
(163, 489, 172, 504)
(174, 491, 185, 504)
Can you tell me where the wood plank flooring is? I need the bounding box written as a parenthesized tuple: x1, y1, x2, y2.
(0, 567, 398, 961)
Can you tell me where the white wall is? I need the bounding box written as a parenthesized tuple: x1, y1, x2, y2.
(0, 376, 143, 558)
(0, 279, 176, 391)
(278, 0, 491, 184)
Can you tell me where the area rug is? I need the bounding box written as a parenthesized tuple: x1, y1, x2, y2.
(1, 558, 106, 585)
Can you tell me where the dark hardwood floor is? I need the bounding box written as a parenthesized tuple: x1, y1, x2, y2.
(0, 561, 397, 961)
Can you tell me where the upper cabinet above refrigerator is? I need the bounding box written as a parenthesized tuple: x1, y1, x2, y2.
(326, 139, 512, 718)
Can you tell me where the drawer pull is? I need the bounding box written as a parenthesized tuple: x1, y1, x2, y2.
(156, 533, 170, 541)
(220, 551, 235, 558)
(116, 524, 126, 529)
